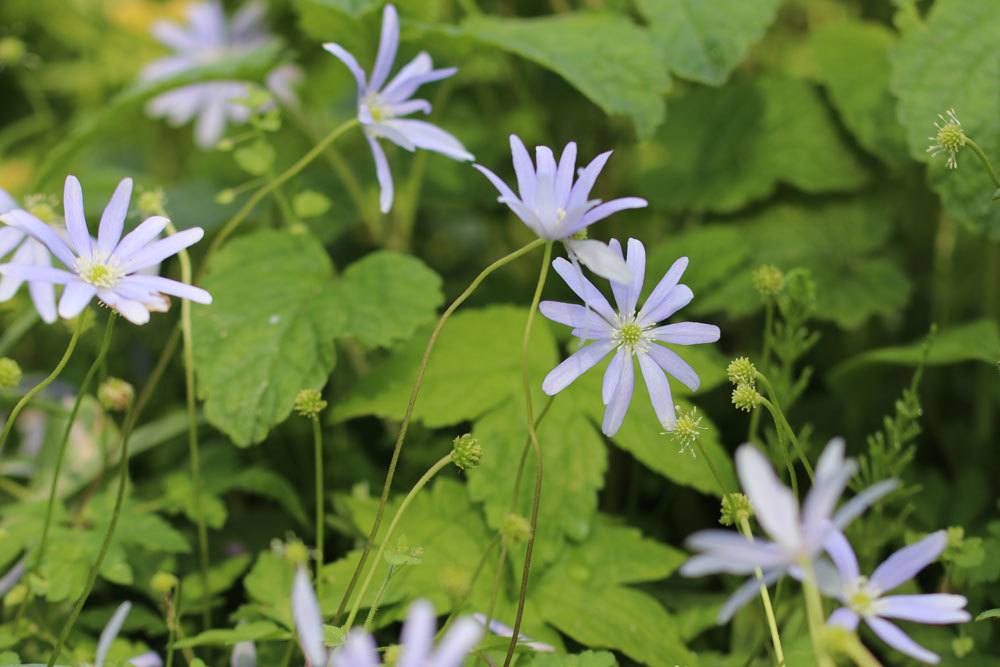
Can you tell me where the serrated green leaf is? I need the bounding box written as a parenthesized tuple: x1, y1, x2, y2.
(636, 0, 781, 85)
(193, 230, 349, 446)
(812, 21, 909, 168)
(462, 13, 668, 138)
(891, 0, 1000, 238)
(332, 306, 557, 426)
(644, 74, 868, 213)
(335, 251, 444, 348)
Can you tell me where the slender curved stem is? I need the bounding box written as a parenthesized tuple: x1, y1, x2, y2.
(0, 309, 39, 357)
(738, 518, 785, 666)
(747, 299, 774, 444)
(33, 314, 116, 572)
(759, 390, 813, 482)
(204, 118, 359, 263)
(502, 241, 552, 667)
(0, 316, 85, 457)
(334, 238, 546, 623)
(966, 138, 1000, 189)
(343, 453, 453, 630)
(800, 558, 834, 667)
(313, 416, 324, 595)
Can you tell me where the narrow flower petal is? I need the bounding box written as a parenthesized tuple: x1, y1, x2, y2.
(128, 652, 162, 667)
(381, 119, 473, 161)
(63, 176, 92, 258)
(640, 284, 694, 325)
(682, 532, 788, 575)
(0, 264, 75, 285)
(651, 322, 721, 345)
(366, 133, 394, 214)
(96, 602, 132, 667)
(58, 281, 97, 319)
(28, 279, 58, 324)
(324, 43, 367, 94)
(97, 178, 132, 256)
(194, 95, 229, 149)
(605, 239, 631, 312)
(3, 210, 77, 267)
(429, 617, 482, 667)
(602, 349, 625, 405)
(151, 20, 199, 51)
(100, 291, 151, 325)
(332, 630, 379, 667)
(542, 339, 615, 395)
(736, 445, 801, 552)
(509, 135, 536, 206)
(398, 600, 435, 667)
(870, 531, 948, 593)
(113, 216, 170, 263)
(121, 228, 205, 273)
(638, 352, 676, 430)
(473, 164, 518, 204)
(120, 275, 212, 304)
(0, 226, 24, 257)
(381, 65, 455, 104)
(551, 257, 617, 323)
(822, 529, 859, 583)
(602, 354, 634, 436)
(554, 142, 577, 206)
(717, 569, 783, 623)
(368, 3, 399, 93)
(231, 641, 256, 667)
(567, 150, 611, 211)
(569, 196, 647, 236)
(380, 52, 431, 101)
(828, 608, 860, 631)
(832, 479, 899, 532)
(386, 99, 432, 116)
(292, 567, 326, 667)
(866, 616, 940, 664)
(564, 239, 632, 284)
(638, 256, 688, 324)
(0, 557, 26, 598)
(644, 343, 700, 392)
(801, 451, 856, 549)
(880, 595, 970, 624)
(538, 300, 613, 336)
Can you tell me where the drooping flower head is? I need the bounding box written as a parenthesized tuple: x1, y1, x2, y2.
(0, 176, 211, 325)
(0, 189, 59, 322)
(141, 0, 301, 148)
(291, 567, 482, 667)
(475, 136, 648, 283)
(680, 439, 899, 622)
(823, 529, 969, 664)
(539, 238, 718, 435)
(324, 4, 473, 213)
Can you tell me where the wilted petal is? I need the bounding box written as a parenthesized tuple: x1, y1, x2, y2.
(865, 616, 939, 664)
(542, 339, 615, 395)
(870, 531, 948, 593)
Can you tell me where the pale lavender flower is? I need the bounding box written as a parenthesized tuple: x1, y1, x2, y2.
(680, 439, 899, 622)
(141, 0, 301, 148)
(323, 3, 473, 213)
(473, 613, 555, 653)
(231, 641, 256, 667)
(823, 529, 969, 664)
(475, 136, 647, 283)
(0, 556, 26, 598)
(96, 601, 164, 667)
(0, 176, 211, 325)
(539, 238, 718, 435)
(291, 567, 482, 667)
(0, 189, 58, 323)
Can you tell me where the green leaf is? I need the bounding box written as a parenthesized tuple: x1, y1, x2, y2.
(193, 230, 348, 446)
(234, 139, 276, 176)
(891, 0, 1000, 239)
(643, 74, 869, 213)
(812, 20, 909, 168)
(977, 608, 1000, 622)
(172, 621, 287, 648)
(181, 554, 253, 608)
(467, 394, 607, 566)
(332, 306, 557, 426)
(293, 190, 333, 219)
(334, 251, 444, 348)
(462, 13, 668, 138)
(527, 652, 618, 667)
(244, 551, 297, 628)
(636, 0, 781, 85)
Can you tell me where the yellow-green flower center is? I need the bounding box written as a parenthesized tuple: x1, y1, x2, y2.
(618, 322, 644, 347)
(76, 256, 124, 289)
(846, 577, 881, 616)
(936, 123, 966, 152)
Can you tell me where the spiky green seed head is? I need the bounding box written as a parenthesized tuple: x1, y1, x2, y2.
(732, 383, 762, 412)
(720, 492, 753, 526)
(0, 358, 22, 389)
(752, 264, 785, 297)
(294, 388, 327, 418)
(452, 433, 482, 470)
(726, 357, 757, 387)
(98, 377, 134, 412)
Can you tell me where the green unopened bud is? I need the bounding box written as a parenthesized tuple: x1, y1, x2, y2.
(451, 433, 482, 470)
(720, 492, 753, 527)
(726, 357, 756, 386)
(283, 539, 311, 566)
(751, 264, 784, 297)
(384, 645, 402, 665)
(216, 189, 236, 205)
(0, 358, 21, 389)
(501, 512, 532, 545)
(98, 377, 134, 412)
(294, 388, 326, 418)
(151, 571, 178, 595)
(0, 37, 27, 66)
(952, 636, 974, 658)
(946, 526, 965, 550)
(137, 188, 167, 217)
(732, 383, 762, 412)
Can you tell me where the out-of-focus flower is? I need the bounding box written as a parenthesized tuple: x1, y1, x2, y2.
(823, 529, 969, 664)
(324, 3, 472, 213)
(475, 136, 647, 283)
(539, 238, 719, 435)
(0, 189, 60, 322)
(140, 1, 301, 148)
(0, 176, 211, 324)
(681, 439, 899, 621)
(473, 614, 555, 653)
(96, 601, 163, 667)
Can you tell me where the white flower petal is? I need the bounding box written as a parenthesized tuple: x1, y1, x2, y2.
(870, 530, 948, 593)
(63, 176, 92, 258)
(96, 602, 132, 667)
(542, 339, 615, 395)
(113, 216, 170, 263)
(58, 281, 97, 319)
(292, 567, 327, 667)
(97, 178, 133, 256)
(369, 3, 399, 93)
(121, 227, 204, 273)
(602, 353, 634, 436)
(365, 133, 394, 214)
(638, 352, 676, 430)
(565, 239, 632, 284)
(638, 256, 689, 324)
(735, 444, 801, 552)
(380, 119, 473, 161)
(398, 600, 435, 667)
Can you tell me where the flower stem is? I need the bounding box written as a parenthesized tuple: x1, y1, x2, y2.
(333, 238, 546, 623)
(204, 117, 359, 263)
(363, 564, 395, 631)
(502, 240, 553, 667)
(0, 315, 85, 457)
(966, 138, 1000, 189)
(343, 453, 453, 631)
(32, 314, 116, 574)
(737, 518, 785, 666)
(312, 415, 324, 596)
(174, 223, 211, 631)
(799, 558, 834, 667)
(747, 299, 774, 444)
(758, 381, 813, 482)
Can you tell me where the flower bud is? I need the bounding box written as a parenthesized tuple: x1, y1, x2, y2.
(24, 194, 59, 224)
(451, 433, 482, 470)
(0, 37, 27, 66)
(283, 539, 311, 566)
(751, 264, 784, 298)
(216, 189, 236, 205)
(0, 357, 22, 389)
(98, 377, 134, 412)
(501, 512, 532, 545)
(720, 492, 753, 526)
(150, 571, 178, 595)
(726, 357, 756, 387)
(731, 383, 762, 412)
(137, 188, 167, 218)
(294, 388, 326, 418)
